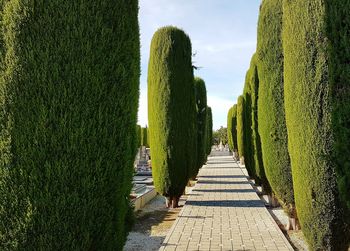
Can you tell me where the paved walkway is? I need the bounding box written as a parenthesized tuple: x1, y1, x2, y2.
(159, 152, 294, 251)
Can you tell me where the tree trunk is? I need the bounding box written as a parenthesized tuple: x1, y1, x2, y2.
(240, 156, 245, 165)
(267, 194, 279, 207)
(172, 196, 180, 208)
(165, 197, 172, 208)
(286, 206, 300, 230)
(286, 217, 300, 231)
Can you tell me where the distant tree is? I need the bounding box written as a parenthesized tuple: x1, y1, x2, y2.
(236, 95, 245, 160)
(141, 126, 149, 147)
(214, 126, 228, 145)
(212, 130, 220, 145)
(136, 125, 142, 148)
(191, 77, 207, 178)
(206, 106, 213, 155)
(227, 106, 234, 151)
(231, 105, 238, 151)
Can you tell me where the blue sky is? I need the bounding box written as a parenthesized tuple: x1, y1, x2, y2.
(138, 0, 261, 130)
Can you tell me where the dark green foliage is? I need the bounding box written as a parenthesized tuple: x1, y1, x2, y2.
(0, 0, 3, 70)
(148, 26, 197, 200)
(243, 69, 255, 178)
(236, 95, 245, 158)
(136, 125, 142, 147)
(231, 105, 238, 152)
(257, 0, 294, 215)
(227, 105, 238, 152)
(227, 106, 234, 151)
(249, 54, 270, 192)
(206, 106, 213, 155)
(327, 1, 350, 215)
(141, 127, 149, 147)
(283, 0, 350, 249)
(214, 127, 228, 145)
(147, 126, 150, 148)
(192, 77, 207, 178)
(0, 1, 140, 250)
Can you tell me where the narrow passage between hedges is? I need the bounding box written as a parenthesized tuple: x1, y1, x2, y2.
(160, 151, 293, 251)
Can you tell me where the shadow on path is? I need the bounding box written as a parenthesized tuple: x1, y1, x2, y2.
(185, 199, 264, 208)
(205, 161, 237, 165)
(192, 188, 255, 193)
(198, 175, 246, 179)
(197, 180, 250, 185)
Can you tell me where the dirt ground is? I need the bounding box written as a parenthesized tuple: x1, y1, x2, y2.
(123, 194, 187, 251)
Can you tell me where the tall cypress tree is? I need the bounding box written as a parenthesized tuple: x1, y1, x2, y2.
(227, 105, 238, 152)
(257, 0, 294, 217)
(206, 106, 213, 155)
(227, 106, 234, 151)
(231, 105, 238, 152)
(141, 127, 149, 147)
(192, 77, 207, 178)
(249, 54, 270, 192)
(0, 1, 140, 250)
(243, 68, 256, 178)
(283, 0, 350, 249)
(236, 95, 245, 163)
(148, 26, 197, 208)
(136, 125, 142, 148)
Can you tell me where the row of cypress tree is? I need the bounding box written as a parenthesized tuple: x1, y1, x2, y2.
(0, 0, 140, 250)
(227, 0, 350, 250)
(141, 126, 149, 148)
(136, 125, 150, 148)
(227, 105, 237, 152)
(148, 26, 213, 208)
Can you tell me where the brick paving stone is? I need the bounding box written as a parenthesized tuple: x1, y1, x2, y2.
(159, 152, 294, 251)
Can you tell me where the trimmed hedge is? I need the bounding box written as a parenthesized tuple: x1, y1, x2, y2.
(148, 26, 197, 207)
(0, 1, 140, 250)
(243, 68, 255, 178)
(141, 127, 149, 147)
(0, 1, 3, 70)
(136, 125, 142, 147)
(231, 105, 238, 152)
(227, 104, 237, 151)
(147, 126, 150, 149)
(327, 1, 350, 214)
(249, 54, 270, 191)
(192, 77, 207, 178)
(236, 95, 245, 159)
(227, 105, 238, 153)
(227, 106, 234, 151)
(257, 0, 294, 215)
(206, 106, 213, 155)
(283, 0, 350, 249)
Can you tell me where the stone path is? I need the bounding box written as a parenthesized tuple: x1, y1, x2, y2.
(159, 152, 294, 251)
